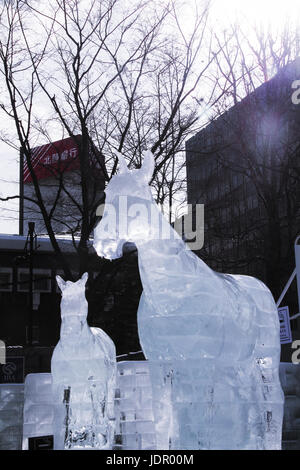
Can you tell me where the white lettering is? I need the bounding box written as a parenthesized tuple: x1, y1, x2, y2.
(291, 80, 300, 104)
(0, 340, 5, 364)
(291, 340, 300, 364)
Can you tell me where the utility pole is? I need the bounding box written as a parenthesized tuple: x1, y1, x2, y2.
(27, 222, 35, 345)
(19, 149, 24, 236)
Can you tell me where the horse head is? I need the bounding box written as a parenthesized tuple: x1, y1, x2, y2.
(93, 150, 155, 260)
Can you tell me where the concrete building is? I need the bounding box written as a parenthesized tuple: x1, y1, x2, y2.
(20, 135, 105, 236)
(186, 59, 300, 361)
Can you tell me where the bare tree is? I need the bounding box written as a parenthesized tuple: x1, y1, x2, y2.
(0, 0, 221, 278)
(0, 0, 75, 278)
(192, 22, 300, 298)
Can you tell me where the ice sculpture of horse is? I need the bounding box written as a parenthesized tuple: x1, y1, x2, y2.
(51, 272, 116, 450)
(93, 150, 284, 450)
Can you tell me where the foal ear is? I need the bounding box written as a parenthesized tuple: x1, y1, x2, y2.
(140, 150, 154, 183)
(80, 272, 89, 285)
(115, 151, 130, 175)
(56, 275, 66, 292)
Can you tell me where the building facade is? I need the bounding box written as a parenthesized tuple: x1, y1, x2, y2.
(186, 59, 300, 361)
(0, 234, 143, 362)
(20, 135, 105, 236)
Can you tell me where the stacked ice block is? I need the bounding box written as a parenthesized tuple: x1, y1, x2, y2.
(21, 362, 158, 450)
(19, 362, 300, 450)
(0, 383, 24, 450)
(22, 373, 54, 449)
(279, 362, 300, 450)
(114, 361, 156, 450)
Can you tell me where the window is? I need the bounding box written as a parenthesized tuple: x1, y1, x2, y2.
(18, 268, 51, 293)
(18, 270, 30, 291)
(213, 186, 218, 200)
(0, 268, 13, 292)
(34, 272, 51, 292)
(26, 325, 39, 344)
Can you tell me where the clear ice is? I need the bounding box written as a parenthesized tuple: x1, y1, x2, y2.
(93, 150, 284, 450)
(51, 272, 116, 450)
(0, 384, 24, 450)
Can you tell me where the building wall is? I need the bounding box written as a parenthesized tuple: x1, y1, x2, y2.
(21, 136, 106, 235)
(0, 244, 78, 346)
(186, 59, 300, 362)
(23, 170, 93, 235)
(0, 236, 143, 357)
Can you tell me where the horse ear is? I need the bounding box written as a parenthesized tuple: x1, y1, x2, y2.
(56, 275, 66, 292)
(139, 150, 154, 183)
(80, 272, 89, 285)
(115, 151, 129, 174)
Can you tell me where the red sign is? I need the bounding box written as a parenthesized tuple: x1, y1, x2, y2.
(23, 136, 81, 183)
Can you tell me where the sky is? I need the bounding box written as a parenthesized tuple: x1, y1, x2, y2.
(0, 0, 299, 235)
(212, 0, 300, 27)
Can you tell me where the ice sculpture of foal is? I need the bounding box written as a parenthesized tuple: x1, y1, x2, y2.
(93, 151, 284, 450)
(52, 273, 116, 450)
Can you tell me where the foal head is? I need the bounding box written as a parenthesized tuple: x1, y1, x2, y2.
(56, 272, 88, 318)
